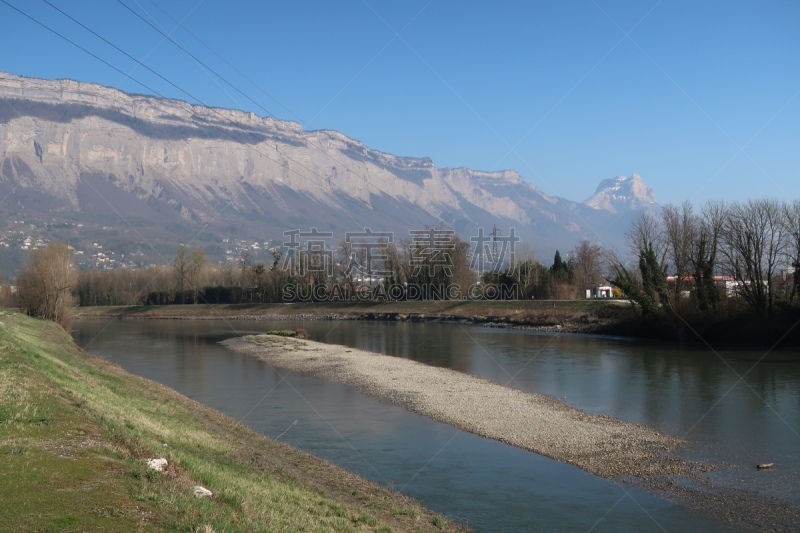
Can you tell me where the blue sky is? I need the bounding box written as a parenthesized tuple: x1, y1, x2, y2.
(1, 0, 798, 205)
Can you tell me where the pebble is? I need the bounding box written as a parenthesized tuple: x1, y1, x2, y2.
(147, 458, 168, 472)
(193, 486, 213, 498)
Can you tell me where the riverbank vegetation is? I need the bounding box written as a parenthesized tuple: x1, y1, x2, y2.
(12, 242, 77, 329)
(3, 198, 800, 345)
(0, 310, 459, 531)
(604, 200, 800, 344)
(66, 234, 607, 307)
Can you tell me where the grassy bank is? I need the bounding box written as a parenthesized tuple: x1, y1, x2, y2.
(0, 310, 461, 532)
(75, 299, 630, 332)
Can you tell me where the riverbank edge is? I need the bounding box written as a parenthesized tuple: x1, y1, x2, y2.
(75, 300, 631, 334)
(0, 311, 463, 532)
(224, 333, 800, 533)
(75, 301, 800, 346)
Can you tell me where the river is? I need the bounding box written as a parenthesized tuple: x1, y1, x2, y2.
(72, 319, 800, 532)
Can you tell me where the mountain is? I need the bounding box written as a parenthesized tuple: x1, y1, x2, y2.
(0, 71, 656, 271)
(584, 174, 657, 213)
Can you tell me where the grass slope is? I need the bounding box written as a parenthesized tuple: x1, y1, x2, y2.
(0, 310, 460, 532)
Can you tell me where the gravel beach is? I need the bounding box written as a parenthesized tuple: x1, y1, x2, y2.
(222, 334, 688, 480)
(222, 334, 800, 531)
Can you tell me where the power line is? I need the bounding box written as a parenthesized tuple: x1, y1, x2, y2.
(39, 0, 227, 124)
(11, 0, 348, 224)
(2, 0, 443, 237)
(115, 0, 279, 123)
(141, 0, 304, 124)
(27, 0, 290, 216)
(1, 0, 160, 99)
(112, 0, 445, 230)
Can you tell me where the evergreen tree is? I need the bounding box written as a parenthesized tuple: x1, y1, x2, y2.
(550, 250, 571, 283)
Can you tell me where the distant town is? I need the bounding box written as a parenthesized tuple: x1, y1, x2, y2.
(0, 219, 280, 271)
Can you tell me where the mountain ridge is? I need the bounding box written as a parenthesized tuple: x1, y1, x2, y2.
(0, 71, 656, 270)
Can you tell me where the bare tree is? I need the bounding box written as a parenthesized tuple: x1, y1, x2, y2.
(782, 200, 800, 304)
(221, 262, 236, 288)
(16, 242, 77, 328)
(684, 201, 725, 312)
(628, 210, 666, 264)
(186, 248, 206, 303)
(449, 236, 477, 296)
(570, 240, 605, 297)
(406, 228, 473, 299)
(719, 199, 787, 314)
(238, 251, 252, 289)
(662, 202, 694, 299)
(383, 241, 408, 288)
(509, 244, 538, 297)
(0, 274, 14, 308)
(173, 245, 205, 303)
(173, 245, 189, 294)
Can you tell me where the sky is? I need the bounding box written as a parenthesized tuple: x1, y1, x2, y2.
(1, 0, 798, 206)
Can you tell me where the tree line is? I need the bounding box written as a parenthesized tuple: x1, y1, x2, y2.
(484, 241, 608, 300)
(609, 199, 800, 319)
(2, 236, 610, 314)
(4, 198, 800, 334)
(69, 236, 612, 307)
(75, 236, 478, 306)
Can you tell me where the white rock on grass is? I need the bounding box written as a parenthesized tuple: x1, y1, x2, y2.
(147, 458, 168, 472)
(193, 486, 213, 498)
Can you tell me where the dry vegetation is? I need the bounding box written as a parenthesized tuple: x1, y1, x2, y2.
(75, 299, 630, 331)
(15, 242, 77, 329)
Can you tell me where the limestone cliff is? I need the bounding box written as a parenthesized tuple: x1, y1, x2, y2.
(0, 71, 654, 266)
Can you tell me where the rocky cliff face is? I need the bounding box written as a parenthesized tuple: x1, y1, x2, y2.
(0, 71, 656, 267)
(583, 174, 657, 213)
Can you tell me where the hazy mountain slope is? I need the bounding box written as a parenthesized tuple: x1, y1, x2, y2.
(0, 71, 656, 268)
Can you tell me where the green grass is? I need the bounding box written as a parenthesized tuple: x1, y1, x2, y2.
(0, 310, 461, 532)
(247, 335, 321, 352)
(265, 329, 299, 337)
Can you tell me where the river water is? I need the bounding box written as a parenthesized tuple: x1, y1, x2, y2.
(72, 319, 800, 532)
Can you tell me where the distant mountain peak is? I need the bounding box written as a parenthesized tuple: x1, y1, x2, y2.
(583, 174, 656, 213)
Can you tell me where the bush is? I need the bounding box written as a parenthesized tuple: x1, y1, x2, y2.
(265, 330, 296, 337)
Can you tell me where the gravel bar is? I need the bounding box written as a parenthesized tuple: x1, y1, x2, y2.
(222, 334, 800, 531)
(221, 334, 688, 480)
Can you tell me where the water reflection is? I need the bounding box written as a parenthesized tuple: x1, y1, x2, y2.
(309, 322, 800, 505)
(72, 318, 800, 530)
